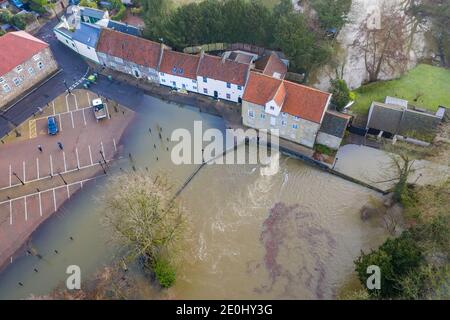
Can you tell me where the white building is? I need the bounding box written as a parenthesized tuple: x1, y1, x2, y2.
(196, 53, 250, 103)
(158, 50, 200, 92)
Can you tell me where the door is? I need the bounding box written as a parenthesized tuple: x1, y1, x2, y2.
(214, 91, 218, 99)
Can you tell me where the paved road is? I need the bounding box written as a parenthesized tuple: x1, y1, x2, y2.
(0, 19, 89, 137)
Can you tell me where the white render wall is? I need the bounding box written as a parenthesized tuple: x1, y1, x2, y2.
(159, 72, 198, 92)
(242, 100, 320, 148)
(54, 30, 78, 53)
(74, 40, 100, 63)
(316, 132, 342, 150)
(196, 76, 244, 103)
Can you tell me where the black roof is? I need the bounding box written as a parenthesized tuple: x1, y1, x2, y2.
(319, 111, 351, 138)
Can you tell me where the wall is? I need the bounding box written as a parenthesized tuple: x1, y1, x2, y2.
(242, 100, 320, 148)
(97, 52, 159, 83)
(196, 76, 244, 103)
(159, 72, 198, 92)
(0, 47, 58, 109)
(316, 132, 342, 150)
(54, 29, 78, 53)
(74, 40, 100, 63)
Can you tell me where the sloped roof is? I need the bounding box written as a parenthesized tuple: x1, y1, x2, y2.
(159, 50, 200, 80)
(398, 109, 440, 137)
(96, 28, 162, 69)
(242, 72, 283, 106)
(72, 22, 101, 47)
(80, 7, 106, 19)
(319, 111, 351, 138)
(0, 31, 49, 76)
(367, 102, 404, 133)
(243, 72, 330, 123)
(197, 54, 249, 86)
(106, 20, 141, 37)
(255, 52, 287, 79)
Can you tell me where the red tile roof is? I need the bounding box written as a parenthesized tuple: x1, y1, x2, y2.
(197, 54, 249, 86)
(0, 31, 49, 76)
(159, 50, 200, 80)
(255, 52, 287, 79)
(96, 28, 162, 69)
(242, 72, 282, 106)
(243, 72, 331, 123)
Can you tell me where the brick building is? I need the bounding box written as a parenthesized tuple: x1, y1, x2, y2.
(0, 31, 58, 109)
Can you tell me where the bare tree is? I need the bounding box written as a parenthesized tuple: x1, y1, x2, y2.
(353, 1, 409, 82)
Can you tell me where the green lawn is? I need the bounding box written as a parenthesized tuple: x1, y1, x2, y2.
(351, 64, 450, 115)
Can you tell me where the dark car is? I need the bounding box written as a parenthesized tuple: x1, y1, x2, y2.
(47, 116, 58, 135)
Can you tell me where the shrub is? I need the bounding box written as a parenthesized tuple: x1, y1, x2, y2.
(0, 9, 13, 24)
(330, 78, 351, 111)
(153, 258, 176, 288)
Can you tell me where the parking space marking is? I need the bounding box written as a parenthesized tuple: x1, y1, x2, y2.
(58, 114, 62, 131)
(88, 145, 93, 165)
(65, 94, 70, 113)
(75, 148, 80, 168)
(22, 161, 26, 183)
(63, 151, 67, 172)
(66, 185, 70, 198)
(101, 141, 105, 160)
(71, 112, 75, 129)
(38, 192, 42, 216)
(24, 197, 27, 221)
(50, 154, 54, 176)
(105, 103, 110, 119)
(9, 164, 11, 187)
(9, 200, 12, 225)
(52, 101, 56, 115)
(113, 138, 117, 152)
(36, 158, 40, 179)
(82, 108, 87, 126)
(53, 189, 57, 212)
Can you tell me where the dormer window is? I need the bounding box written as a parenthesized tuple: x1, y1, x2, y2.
(226, 82, 231, 88)
(172, 66, 177, 73)
(203, 77, 207, 83)
(16, 65, 23, 72)
(293, 116, 300, 121)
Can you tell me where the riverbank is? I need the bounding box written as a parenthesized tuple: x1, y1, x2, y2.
(0, 89, 135, 271)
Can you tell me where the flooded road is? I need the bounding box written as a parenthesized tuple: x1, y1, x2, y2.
(0, 95, 388, 299)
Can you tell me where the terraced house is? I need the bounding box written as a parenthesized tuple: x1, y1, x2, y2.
(242, 72, 331, 148)
(0, 31, 58, 109)
(96, 28, 166, 83)
(158, 50, 200, 92)
(196, 53, 250, 103)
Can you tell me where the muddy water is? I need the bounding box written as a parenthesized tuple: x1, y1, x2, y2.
(0, 95, 388, 299)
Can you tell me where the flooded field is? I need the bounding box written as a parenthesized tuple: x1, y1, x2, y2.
(0, 95, 388, 299)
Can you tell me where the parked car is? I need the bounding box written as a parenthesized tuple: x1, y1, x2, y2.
(47, 116, 58, 135)
(92, 98, 107, 120)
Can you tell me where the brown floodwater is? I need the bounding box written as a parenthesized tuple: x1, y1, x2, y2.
(0, 95, 388, 299)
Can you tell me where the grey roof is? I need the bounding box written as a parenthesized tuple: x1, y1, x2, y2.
(106, 20, 141, 37)
(319, 111, 351, 138)
(398, 109, 441, 137)
(80, 7, 106, 19)
(385, 96, 408, 108)
(72, 22, 101, 47)
(367, 102, 405, 134)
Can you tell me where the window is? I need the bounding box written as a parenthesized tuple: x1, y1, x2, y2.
(193, 86, 197, 90)
(0, 77, 4, 84)
(16, 65, 23, 72)
(226, 93, 231, 99)
(281, 120, 287, 126)
(203, 77, 207, 83)
(182, 84, 186, 89)
(237, 85, 242, 90)
(172, 81, 176, 87)
(33, 54, 41, 61)
(28, 67, 35, 75)
(160, 72, 165, 76)
(226, 82, 231, 88)
(3, 84, 11, 93)
(203, 88, 208, 94)
(13, 77, 22, 86)
(248, 110, 254, 118)
(86, 46, 91, 50)
(293, 116, 300, 121)
(270, 106, 275, 111)
(161, 79, 166, 83)
(65, 40, 69, 45)
(178, 68, 184, 75)
(270, 117, 276, 126)
(292, 124, 299, 130)
(260, 113, 266, 120)
(192, 79, 197, 83)
(172, 66, 177, 73)
(38, 61, 44, 70)
(281, 112, 288, 118)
